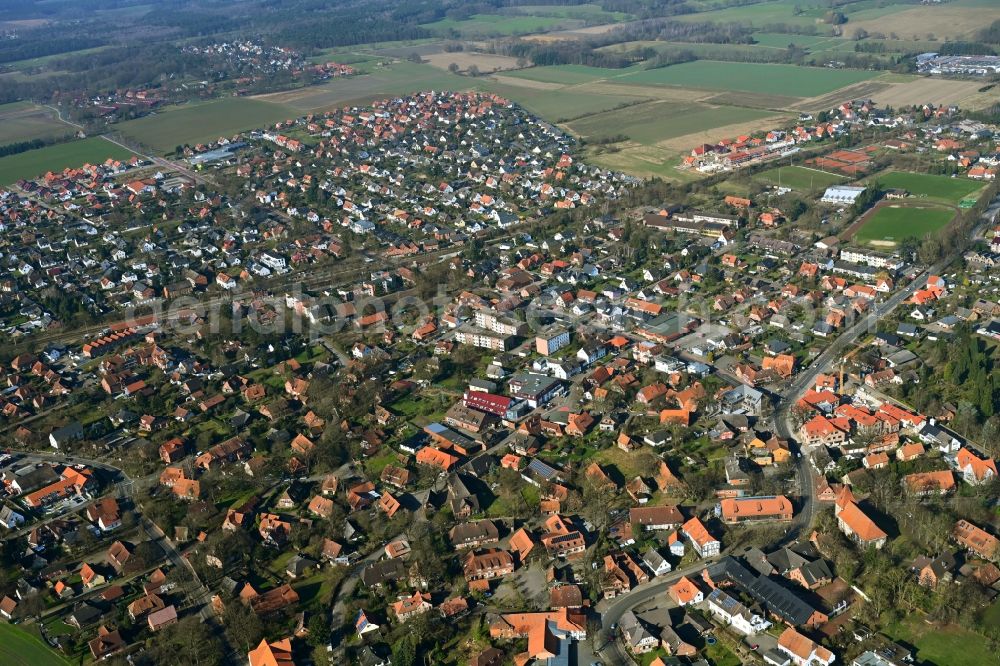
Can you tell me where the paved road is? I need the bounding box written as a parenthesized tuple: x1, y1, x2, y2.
(595, 556, 723, 664)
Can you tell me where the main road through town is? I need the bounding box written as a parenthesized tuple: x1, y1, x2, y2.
(595, 196, 1000, 665)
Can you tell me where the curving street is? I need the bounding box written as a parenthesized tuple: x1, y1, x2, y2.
(593, 196, 1000, 665)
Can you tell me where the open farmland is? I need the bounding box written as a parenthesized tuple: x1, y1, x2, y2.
(485, 83, 649, 122)
(675, 0, 989, 39)
(115, 97, 297, 152)
(0, 101, 77, 144)
(864, 77, 985, 108)
(566, 100, 775, 145)
(256, 61, 472, 112)
(423, 52, 522, 75)
(846, 0, 997, 40)
(503, 64, 640, 86)
(0, 623, 71, 666)
(420, 13, 577, 37)
(0, 136, 134, 184)
(754, 165, 847, 192)
(612, 61, 878, 98)
(873, 171, 986, 205)
(851, 203, 954, 246)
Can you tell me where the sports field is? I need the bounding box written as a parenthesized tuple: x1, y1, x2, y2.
(613, 61, 878, 98)
(0, 623, 71, 666)
(853, 205, 953, 246)
(754, 165, 846, 191)
(0, 101, 77, 145)
(115, 97, 296, 153)
(873, 171, 985, 205)
(0, 136, 134, 184)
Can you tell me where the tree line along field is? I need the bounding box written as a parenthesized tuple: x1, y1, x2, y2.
(115, 97, 297, 153)
(0, 623, 71, 666)
(873, 171, 986, 205)
(0, 136, 134, 184)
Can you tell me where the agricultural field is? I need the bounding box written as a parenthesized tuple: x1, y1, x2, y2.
(0, 136, 134, 185)
(115, 97, 296, 153)
(612, 61, 878, 98)
(872, 77, 985, 108)
(874, 171, 986, 205)
(257, 61, 472, 112)
(503, 64, 640, 86)
(0, 623, 71, 666)
(420, 13, 576, 37)
(423, 52, 523, 75)
(0, 101, 77, 145)
(846, 0, 997, 40)
(676, 0, 990, 39)
(754, 165, 847, 191)
(485, 82, 648, 122)
(852, 204, 954, 246)
(566, 100, 775, 145)
(750, 32, 848, 51)
(506, 4, 630, 22)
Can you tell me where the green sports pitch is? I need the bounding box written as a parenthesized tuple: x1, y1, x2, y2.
(874, 171, 985, 205)
(853, 205, 954, 246)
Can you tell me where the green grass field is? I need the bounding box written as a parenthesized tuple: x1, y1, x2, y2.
(485, 82, 648, 122)
(115, 97, 296, 153)
(755, 165, 847, 191)
(0, 623, 71, 666)
(675, 0, 913, 28)
(854, 205, 954, 245)
(421, 13, 574, 37)
(613, 61, 877, 97)
(503, 64, 639, 85)
(507, 3, 630, 21)
(260, 61, 473, 112)
(873, 171, 985, 205)
(751, 32, 847, 49)
(887, 617, 998, 666)
(566, 100, 774, 145)
(0, 102, 77, 145)
(0, 136, 134, 184)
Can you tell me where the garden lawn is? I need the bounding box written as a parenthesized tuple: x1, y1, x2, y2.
(887, 616, 998, 666)
(421, 14, 571, 37)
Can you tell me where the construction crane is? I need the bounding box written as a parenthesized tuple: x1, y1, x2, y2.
(838, 342, 866, 393)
